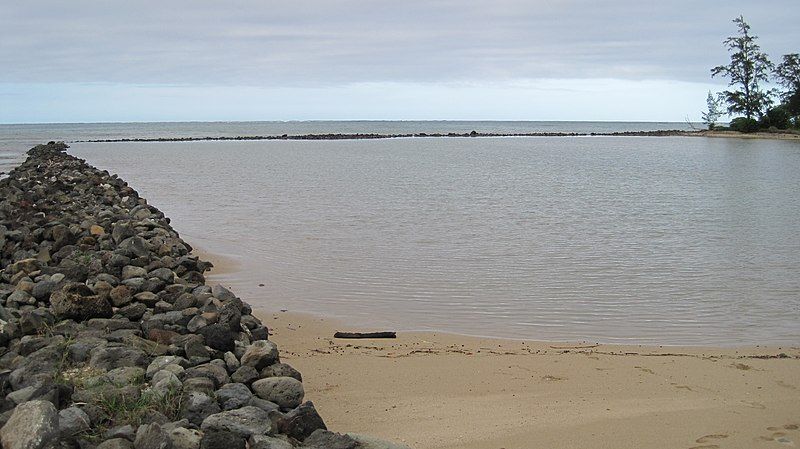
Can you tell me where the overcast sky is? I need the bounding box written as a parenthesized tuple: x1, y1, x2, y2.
(1, 1, 797, 123)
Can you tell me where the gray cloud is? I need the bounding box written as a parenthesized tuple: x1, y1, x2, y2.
(1, 0, 797, 86)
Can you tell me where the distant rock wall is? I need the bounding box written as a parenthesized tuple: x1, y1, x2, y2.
(0, 142, 374, 449)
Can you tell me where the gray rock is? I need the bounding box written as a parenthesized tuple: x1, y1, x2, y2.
(347, 434, 413, 449)
(247, 397, 280, 413)
(248, 435, 294, 449)
(112, 222, 135, 244)
(118, 302, 148, 320)
(104, 424, 137, 441)
(134, 423, 173, 449)
(18, 335, 52, 356)
(146, 356, 188, 379)
(31, 280, 58, 301)
(0, 400, 59, 449)
(109, 254, 133, 268)
(154, 301, 173, 313)
(122, 266, 149, 281)
(172, 294, 196, 311)
(277, 401, 326, 441)
(98, 439, 135, 449)
(210, 285, 236, 302)
(109, 285, 133, 306)
(200, 406, 273, 438)
(181, 392, 220, 427)
(5, 383, 57, 406)
(240, 341, 279, 371)
(301, 430, 359, 449)
(218, 302, 241, 332)
(8, 258, 42, 275)
(251, 377, 304, 409)
(186, 315, 207, 333)
(118, 236, 150, 258)
(58, 406, 91, 437)
(261, 363, 302, 382)
(184, 363, 229, 388)
(149, 268, 175, 284)
(8, 290, 34, 305)
(230, 366, 259, 385)
(147, 370, 182, 399)
(90, 345, 149, 370)
(198, 324, 234, 352)
(50, 282, 113, 320)
(184, 338, 209, 361)
(215, 383, 253, 411)
(134, 292, 159, 306)
(200, 430, 245, 449)
(67, 336, 107, 363)
(182, 377, 215, 395)
(105, 366, 146, 386)
(88, 318, 140, 332)
(167, 427, 202, 449)
(122, 277, 145, 292)
(223, 352, 240, 372)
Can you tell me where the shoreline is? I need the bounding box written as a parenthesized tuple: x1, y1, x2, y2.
(73, 129, 800, 143)
(196, 246, 796, 350)
(198, 249, 800, 449)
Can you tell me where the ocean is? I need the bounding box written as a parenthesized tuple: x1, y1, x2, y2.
(2, 121, 798, 345)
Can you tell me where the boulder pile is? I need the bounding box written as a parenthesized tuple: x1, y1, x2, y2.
(0, 143, 397, 449)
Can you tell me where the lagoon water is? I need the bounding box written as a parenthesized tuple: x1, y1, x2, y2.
(3, 122, 799, 345)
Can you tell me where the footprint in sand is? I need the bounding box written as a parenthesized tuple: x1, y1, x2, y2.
(696, 434, 728, 444)
(741, 400, 766, 409)
(635, 366, 655, 375)
(541, 375, 566, 381)
(759, 425, 797, 445)
(730, 362, 752, 370)
(688, 445, 719, 449)
(776, 380, 797, 390)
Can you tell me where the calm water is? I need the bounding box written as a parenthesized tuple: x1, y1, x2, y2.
(52, 135, 800, 347)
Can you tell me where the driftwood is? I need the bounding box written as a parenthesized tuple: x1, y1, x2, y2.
(334, 331, 397, 339)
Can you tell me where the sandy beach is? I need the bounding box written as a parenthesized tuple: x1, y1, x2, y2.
(199, 249, 800, 449)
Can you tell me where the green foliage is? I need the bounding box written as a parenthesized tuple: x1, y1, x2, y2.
(701, 91, 724, 129)
(96, 387, 185, 427)
(787, 92, 800, 118)
(711, 16, 774, 119)
(729, 117, 760, 133)
(775, 54, 800, 116)
(760, 105, 791, 129)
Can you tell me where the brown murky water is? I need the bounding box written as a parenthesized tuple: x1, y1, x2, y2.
(72, 136, 800, 345)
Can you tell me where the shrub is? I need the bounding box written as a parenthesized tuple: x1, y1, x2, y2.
(760, 106, 791, 130)
(729, 117, 760, 133)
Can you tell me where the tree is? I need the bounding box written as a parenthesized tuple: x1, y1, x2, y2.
(701, 91, 724, 129)
(711, 16, 774, 120)
(774, 53, 800, 116)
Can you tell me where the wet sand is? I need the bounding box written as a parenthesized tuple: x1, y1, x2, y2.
(195, 250, 800, 449)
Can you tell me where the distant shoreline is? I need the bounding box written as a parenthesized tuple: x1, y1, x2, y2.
(74, 129, 800, 143)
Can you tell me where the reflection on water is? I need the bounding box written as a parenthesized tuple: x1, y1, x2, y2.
(70, 136, 800, 346)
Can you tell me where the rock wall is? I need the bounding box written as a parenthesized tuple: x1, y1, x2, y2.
(0, 143, 376, 449)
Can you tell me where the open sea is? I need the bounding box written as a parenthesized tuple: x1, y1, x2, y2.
(2, 121, 799, 346)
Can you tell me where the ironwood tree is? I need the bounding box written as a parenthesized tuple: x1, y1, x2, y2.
(774, 53, 800, 116)
(711, 16, 774, 119)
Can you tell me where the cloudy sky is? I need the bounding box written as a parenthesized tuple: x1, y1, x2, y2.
(1, 1, 797, 123)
